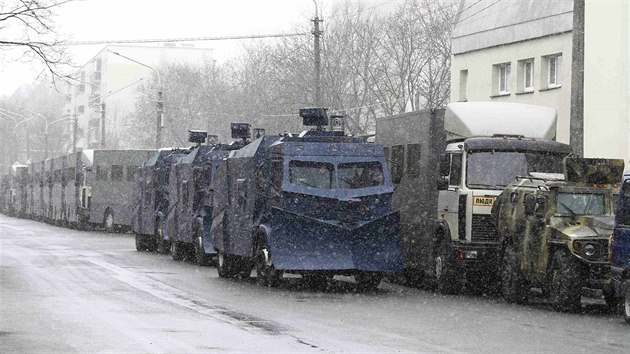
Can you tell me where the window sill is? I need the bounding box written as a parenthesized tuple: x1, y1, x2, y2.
(490, 92, 511, 98)
(539, 85, 562, 92)
(515, 90, 534, 95)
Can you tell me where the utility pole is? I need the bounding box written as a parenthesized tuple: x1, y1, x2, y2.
(73, 106, 77, 153)
(157, 90, 163, 148)
(101, 103, 106, 149)
(25, 129, 30, 162)
(570, 0, 585, 157)
(312, 0, 323, 107)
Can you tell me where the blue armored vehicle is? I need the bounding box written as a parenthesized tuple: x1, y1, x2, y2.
(133, 147, 192, 253)
(612, 169, 630, 324)
(211, 108, 402, 290)
(167, 130, 241, 265)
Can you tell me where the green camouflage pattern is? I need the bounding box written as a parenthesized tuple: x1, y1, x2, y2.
(493, 158, 623, 289)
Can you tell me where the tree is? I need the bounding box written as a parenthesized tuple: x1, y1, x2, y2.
(0, 0, 73, 86)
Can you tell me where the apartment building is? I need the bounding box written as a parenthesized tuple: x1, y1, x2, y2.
(62, 44, 213, 151)
(450, 0, 629, 161)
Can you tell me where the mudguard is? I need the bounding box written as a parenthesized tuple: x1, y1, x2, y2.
(269, 207, 402, 272)
(200, 214, 216, 255)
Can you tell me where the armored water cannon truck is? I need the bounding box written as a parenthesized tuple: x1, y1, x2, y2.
(167, 130, 242, 265)
(211, 108, 402, 290)
(376, 102, 573, 293)
(494, 158, 624, 311)
(133, 147, 193, 253)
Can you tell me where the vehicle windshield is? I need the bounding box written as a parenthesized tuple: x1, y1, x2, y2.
(466, 151, 565, 190)
(556, 192, 607, 216)
(289, 160, 385, 189)
(288, 160, 334, 189)
(338, 162, 384, 189)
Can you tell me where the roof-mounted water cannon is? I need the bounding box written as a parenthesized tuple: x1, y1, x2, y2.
(331, 114, 345, 133)
(231, 122, 251, 145)
(207, 134, 219, 145)
(188, 130, 208, 146)
(299, 107, 328, 130)
(253, 128, 266, 139)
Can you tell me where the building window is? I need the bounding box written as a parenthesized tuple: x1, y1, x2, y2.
(492, 62, 511, 95)
(516, 58, 534, 93)
(459, 69, 468, 101)
(77, 105, 85, 114)
(548, 55, 562, 87)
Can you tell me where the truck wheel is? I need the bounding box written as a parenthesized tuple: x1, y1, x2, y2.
(135, 233, 154, 252)
(550, 250, 583, 312)
(355, 272, 383, 292)
(154, 218, 169, 254)
(623, 280, 630, 324)
(171, 241, 186, 261)
(255, 238, 281, 287)
(103, 209, 114, 233)
(603, 286, 618, 310)
(217, 251, 239, 278)
(434, 237, 463, 295)
(135, 233, 145, 252)
(501, 244, 529, 304)
(193, 226, 212, 266)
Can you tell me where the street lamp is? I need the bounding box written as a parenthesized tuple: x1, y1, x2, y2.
(107, 49, 163, 148)
(18, 106, 72, 159)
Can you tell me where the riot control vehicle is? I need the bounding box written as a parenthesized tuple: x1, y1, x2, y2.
(211, 109, 402, 290)
(611, 168, 630, 324)
(133, 147, 192, 253)
(376, 102, 573, 293)
(167, 131, 240, 265)
(494, 158, 624, 311)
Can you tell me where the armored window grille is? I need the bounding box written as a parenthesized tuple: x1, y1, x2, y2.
(406, 144, 421, 176)
(111, 165, 123, 182)
(391, 145, 405, 184)
(126, 166, 137, 182)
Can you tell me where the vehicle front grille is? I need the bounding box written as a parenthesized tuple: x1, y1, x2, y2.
(471, 214, 498, 243)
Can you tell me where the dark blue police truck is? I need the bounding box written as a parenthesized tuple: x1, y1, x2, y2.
(210, 108, 402, 290)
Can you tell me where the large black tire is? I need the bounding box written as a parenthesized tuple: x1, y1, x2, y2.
(355, 272, 383, 292)
(622, 280, 630, 325)
(501, 244, 529, 304)
(303, 273, 333, 290)
(154, 218, 170, 254)
(434, 237, 463, 295)
(135, 233, 145, 252)
(135, 233, 155, 252)
(103, 209, 115, 233)
(171, 241, 186, 261)
(254, 237, 281, 287)
(193, 225, 212, 266)
(603, 285, 618, 310)
(549, 250, 583, 312)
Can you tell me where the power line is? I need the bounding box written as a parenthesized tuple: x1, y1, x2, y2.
(61, 33, 310, 46)
(454, 0, 502, 25)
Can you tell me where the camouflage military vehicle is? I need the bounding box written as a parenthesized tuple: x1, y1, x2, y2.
(493, 158, 624, 311)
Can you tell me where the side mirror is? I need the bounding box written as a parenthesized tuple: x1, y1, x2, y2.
(437, 177, 449, 190)
(524, 194, 536, 215)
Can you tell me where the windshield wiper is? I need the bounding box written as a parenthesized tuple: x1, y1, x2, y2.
(467, 183, 502, 189)
(558, 200, 577, 218)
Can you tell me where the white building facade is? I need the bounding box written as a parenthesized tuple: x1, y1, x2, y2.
(450, 0, 629, 161)
(62, 44, 213, 151)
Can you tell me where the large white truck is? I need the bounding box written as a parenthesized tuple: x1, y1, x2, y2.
(376, 102, 573, 293)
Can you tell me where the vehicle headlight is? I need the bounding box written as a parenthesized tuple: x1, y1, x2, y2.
(584, 244, 596, 257)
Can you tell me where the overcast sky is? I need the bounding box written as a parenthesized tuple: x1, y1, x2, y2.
(0, 0, 401, 96)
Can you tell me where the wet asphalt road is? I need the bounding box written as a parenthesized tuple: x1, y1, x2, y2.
(1, 214, 629, 353)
